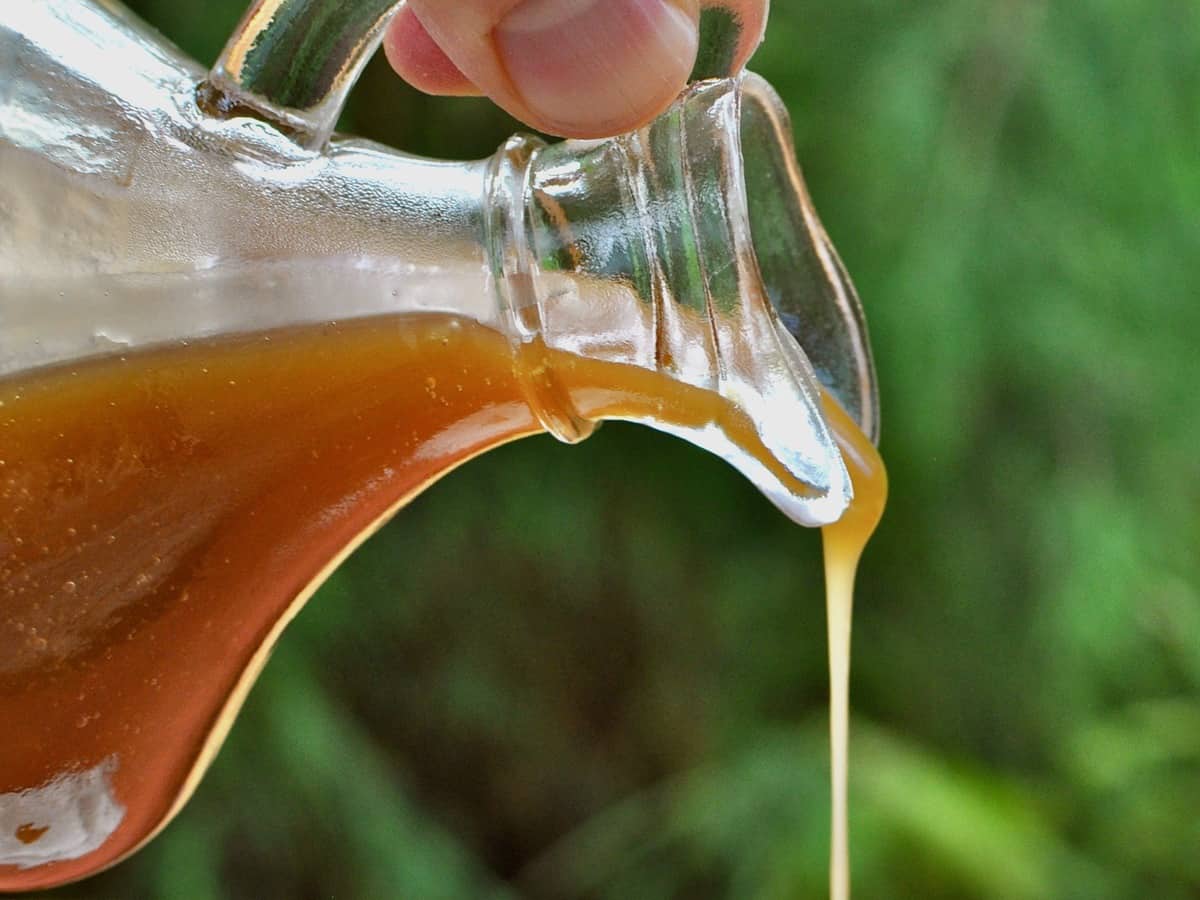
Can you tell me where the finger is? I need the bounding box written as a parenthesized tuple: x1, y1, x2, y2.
(692, 0, 769, 79)
(382, 6, 480, 97)
(384, 1, 771, 135)
(405, 0, 702, 139)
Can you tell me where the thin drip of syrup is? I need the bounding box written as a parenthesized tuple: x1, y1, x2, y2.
(820, 394, 887, 900)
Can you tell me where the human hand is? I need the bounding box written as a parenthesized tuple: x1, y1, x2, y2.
(383, 1, 769, 139)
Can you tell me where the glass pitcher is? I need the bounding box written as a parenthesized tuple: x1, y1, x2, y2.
(0, 0, 878, 889)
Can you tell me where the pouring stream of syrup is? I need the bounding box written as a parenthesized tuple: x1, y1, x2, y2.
(1, 313, 884, 894)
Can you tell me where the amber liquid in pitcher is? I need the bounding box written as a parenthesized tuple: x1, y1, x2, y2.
(0, 312, 884, 893)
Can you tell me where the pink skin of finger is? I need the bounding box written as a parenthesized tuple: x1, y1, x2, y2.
(384, 0, 768, 138)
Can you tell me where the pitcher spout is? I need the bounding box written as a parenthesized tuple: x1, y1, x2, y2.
(489, 74, 878, 525)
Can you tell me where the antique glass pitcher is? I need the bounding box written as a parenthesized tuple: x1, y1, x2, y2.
(0, 0, 878, 889)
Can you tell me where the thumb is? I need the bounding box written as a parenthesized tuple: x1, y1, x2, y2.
(404, 0, 701, 139)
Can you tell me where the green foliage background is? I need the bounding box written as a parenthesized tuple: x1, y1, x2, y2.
(41, 1, 1200, 897)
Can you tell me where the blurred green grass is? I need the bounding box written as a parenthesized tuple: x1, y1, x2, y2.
(40, 1, 1200, 898)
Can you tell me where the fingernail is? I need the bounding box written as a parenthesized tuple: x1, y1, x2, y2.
(496, 0, 699, 137)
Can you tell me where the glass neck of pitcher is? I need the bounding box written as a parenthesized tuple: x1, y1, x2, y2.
(486, 76, 861, 524)
(1, 0, 874, 526)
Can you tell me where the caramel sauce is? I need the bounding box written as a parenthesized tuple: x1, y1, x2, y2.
(821, 396, 888, 900)
(0, 313, 884, 892)
(0, 314, 835, 892)
(0, 315, 540, 889)
(14, 824, 48, 846)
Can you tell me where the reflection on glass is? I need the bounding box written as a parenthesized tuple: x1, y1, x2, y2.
(0, 758, 124, 870)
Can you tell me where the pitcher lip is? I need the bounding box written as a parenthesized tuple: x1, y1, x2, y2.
(716, 72, 880, 445)
(506, 72, 863, 526)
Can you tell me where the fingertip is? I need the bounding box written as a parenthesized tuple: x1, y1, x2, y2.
(383, 7, 481, 97)
(726, 0, 769, 70)
(495, 0, 700, 138)
(690, 1, 769, 80)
